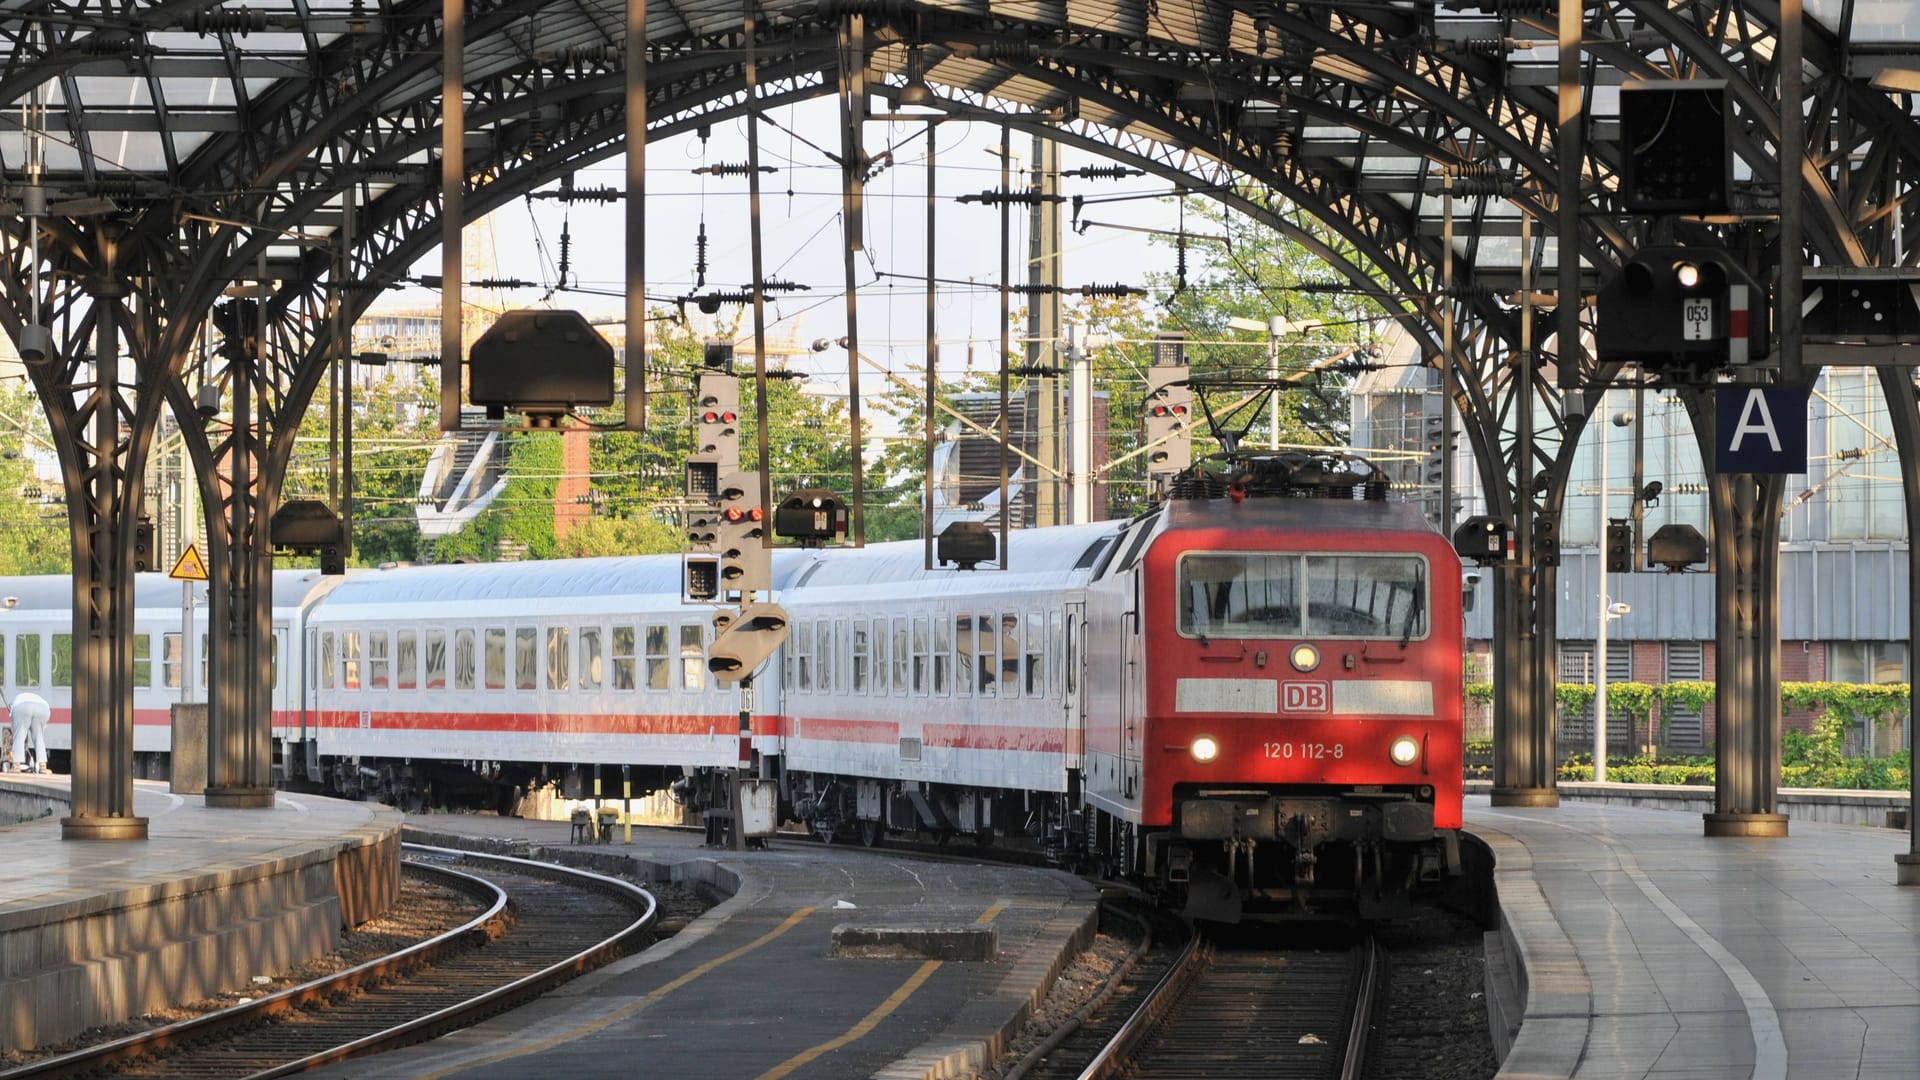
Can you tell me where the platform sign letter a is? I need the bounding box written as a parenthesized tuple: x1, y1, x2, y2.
(1714, 386, 1809, 475)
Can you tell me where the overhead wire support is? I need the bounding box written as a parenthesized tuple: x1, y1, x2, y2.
(693, 163, 778, 176)
(956, 187, 1064, 207)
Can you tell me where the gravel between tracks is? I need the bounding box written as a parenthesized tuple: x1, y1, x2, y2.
(966, 905, 1499, 1080)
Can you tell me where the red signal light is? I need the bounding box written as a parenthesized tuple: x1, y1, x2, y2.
(722, 410, 737, 423)
(748, 507, 764, 522)
(702, 410, 718, 423)
(723, 506, 745, 522)
(1171, 404, 1187, 415)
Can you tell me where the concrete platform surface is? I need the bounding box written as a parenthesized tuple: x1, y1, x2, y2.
(0, 774, 402, 1051)
(1472, 795, 1920, 1080)
(324, 813, 1099, 1080)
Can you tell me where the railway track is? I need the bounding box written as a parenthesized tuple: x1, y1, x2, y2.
(1, 843, 656, 1080)
(1077, 928, 1385, 1080)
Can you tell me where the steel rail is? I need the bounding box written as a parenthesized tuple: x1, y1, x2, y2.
(0, 843, 656, 1080)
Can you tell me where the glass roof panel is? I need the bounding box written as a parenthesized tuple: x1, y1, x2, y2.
(157, 78, 241, 109)
(1808, 0, 1920, 40)
(70, 77, 152, 108)
(96, 130, 170, 172)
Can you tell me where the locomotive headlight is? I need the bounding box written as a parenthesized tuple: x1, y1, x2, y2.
(1388, 735, 1420, 767)
(1289, 643, 1320, 672)
(1190, 736, 1220, 764)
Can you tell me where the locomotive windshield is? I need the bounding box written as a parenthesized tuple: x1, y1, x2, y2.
(1178, 552, 1429, 640)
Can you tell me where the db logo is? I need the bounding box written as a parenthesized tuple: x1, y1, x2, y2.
(1280, 681, 1330, 712)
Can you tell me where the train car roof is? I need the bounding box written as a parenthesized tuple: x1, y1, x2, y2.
(0, 568, 329, 613)
(1164, 495, 1445, 538)
(311, 549, 816, 613)
(785, 520, 1124, 593)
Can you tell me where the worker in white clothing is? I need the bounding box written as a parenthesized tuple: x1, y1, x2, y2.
(7, 692, 50, 773)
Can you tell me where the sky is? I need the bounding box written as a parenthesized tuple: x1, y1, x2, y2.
(378, 96, 1190, 399)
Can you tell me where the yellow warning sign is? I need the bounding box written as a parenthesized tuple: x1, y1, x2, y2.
(169, 543, 209, 582)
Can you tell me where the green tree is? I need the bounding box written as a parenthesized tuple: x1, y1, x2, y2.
(0, 386, 70, 574)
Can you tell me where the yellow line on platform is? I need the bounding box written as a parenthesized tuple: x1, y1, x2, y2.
(418, 905, 818, 1079)
(753, 901, 1007, 1080)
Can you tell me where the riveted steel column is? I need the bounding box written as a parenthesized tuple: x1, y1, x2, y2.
(1878, 371, 1920, 881)
(62, 234, 147, 841)
(205, 253, 275, 809)
(1492, 214, 1559, 807)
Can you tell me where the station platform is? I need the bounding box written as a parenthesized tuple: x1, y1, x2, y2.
(0, 774, 401, 1052)
(332, 814, 1098, 1080)
(1472, 795, 1920, 1080)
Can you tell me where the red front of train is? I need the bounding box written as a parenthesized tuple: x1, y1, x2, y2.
(1084, 478, 1464, 920)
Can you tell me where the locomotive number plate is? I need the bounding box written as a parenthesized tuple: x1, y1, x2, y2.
(1265, 742, 1345, 760)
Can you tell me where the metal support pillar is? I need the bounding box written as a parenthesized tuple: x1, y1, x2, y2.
(1028, 135, 1062, 526)
(1695, 392, 1787, 836)
(1877, 371, 1920, 881)
(205, 255, 275, 809)
(1492, 213, 1559, 807)
(61, 235, 147, 841)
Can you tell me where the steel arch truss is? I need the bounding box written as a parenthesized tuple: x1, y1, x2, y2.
(5, 0, 1920, 828)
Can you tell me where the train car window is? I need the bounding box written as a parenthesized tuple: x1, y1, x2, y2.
(954, 617, 973, 698)
(611, 626, 636, 690)
(578, 627, 602, 691)
(680, 625, 705, 691)
(1000, 614, 1021, 697)
(975, 616, 998, 697)
(933, 616, 950, 696)
(425, 630, 448, 690)
(1047, 611, 1062, 698)
(167, 632, 186, 690)
(869, 621, 888, 696)
(1065, 615, 1079, 695)
(368, 632, 391, 690)
(891, 617, 908, 694)
(272, 630, 283, 689)
(0, 633, 6, 684)
(52, 634, 72, 687)
(1179, 553, 1303, 638)
(795, 621, 813, 692)
(644, 625, 670, 691)
(132, 634, 151, 688)
(342, 631, 362, 690)
(455, 629, 476, 691)
(515, 628, 538, 691)
(484, 628, 507, 690)
(547, 627, 570, 692)
(851, 621, 869, 693)
(14, 634, 37, 687)
(1026, 611, 1045, 697)
(814, 619, 832, 693)
(1304, 555, 1428, 640)
(396, 631, 419, 690)
(911, 616, 929, 696)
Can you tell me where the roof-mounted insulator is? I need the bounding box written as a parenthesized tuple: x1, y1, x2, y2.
(955, 188, 1064, 206)
(530, 184, 622, 203)
(692, 163, 777, 177)
(191, 7, 268, 36)
(965, 41, 1040, 62)
(1065, 165, 1143, 180)
(80, 30, 142, 55)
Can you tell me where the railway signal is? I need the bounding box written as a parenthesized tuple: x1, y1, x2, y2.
(716, 471, 770, 595)
(1596, 246, 1769, 375)
(686, 507, 721, 600)
(774, 488, 848, 546)
(1145, 332, 1191, 478)
(708, 601, 789, 686)
(687, 367, 740, 501)
(1618, 80, 1732, 214)
(1605, 519, 1634, 574)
